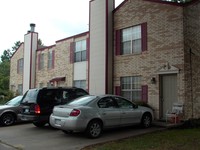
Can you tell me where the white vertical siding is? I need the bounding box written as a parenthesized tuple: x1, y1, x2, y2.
(89, 0, 113, 95)
(74, 62, 87, 80)
(23, 32, 38, 94)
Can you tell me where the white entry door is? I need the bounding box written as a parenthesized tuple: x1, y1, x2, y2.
(160, 74, 177, 119)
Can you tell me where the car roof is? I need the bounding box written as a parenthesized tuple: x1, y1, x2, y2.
(29, 87, 84, 90)
(95, 94, 123, 99)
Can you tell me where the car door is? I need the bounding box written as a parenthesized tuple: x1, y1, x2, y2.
(114, 97, 142, 125)
(97, 97, 121, 127)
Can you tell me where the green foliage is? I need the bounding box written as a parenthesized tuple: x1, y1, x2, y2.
(83, 128, 200, 150)
(12, 41, 21, 52)
(0, 90, 14, 104)
(38, 38, 44, 46)
(1, 49, 11, 62)
(1, 41, 21, 62)
(0, 41, 21, 103)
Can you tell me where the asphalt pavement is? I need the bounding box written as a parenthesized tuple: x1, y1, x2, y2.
(0, 123, 166, 150)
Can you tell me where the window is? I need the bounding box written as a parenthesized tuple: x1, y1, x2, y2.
(74, 40, 86, 62)
(74, 80, 86, 89)
(122, 25, 142, 54)
(17, 84, 23, 95)
(121, 76, 141, 101)
(38, 53, 44, 70)
(17, 58, 23, 74)
(115, 23, 147, 55)
(39, 83, 44, 88)
(48, 50, 54, 69)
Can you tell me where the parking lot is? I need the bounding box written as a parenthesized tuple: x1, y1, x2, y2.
(0, 123, 164, 150)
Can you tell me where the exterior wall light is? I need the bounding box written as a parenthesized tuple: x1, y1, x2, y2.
(151, 77, 156, 84)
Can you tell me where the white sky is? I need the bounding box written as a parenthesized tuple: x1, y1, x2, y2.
(0, 0, 124, 56)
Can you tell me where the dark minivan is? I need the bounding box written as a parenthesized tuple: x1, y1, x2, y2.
(19, 87, 88, 127)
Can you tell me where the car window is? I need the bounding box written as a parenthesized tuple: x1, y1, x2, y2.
(6, 96, 23, 106)
(67, 95, 96, 106)
(115, 97, 133, 108)
(60, 90, 71, 104)
(98, 97, 117, 108)
(21, 89, 39, 103)
(75, 89, 88, 97)
(38, 89, 58, 106)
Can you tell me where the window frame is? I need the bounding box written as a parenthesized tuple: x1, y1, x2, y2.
(73, 80, 86, 90)
(121, 25, 142, 55)
(74, 40, 87, 62)
(17, 58, 24, 74)
(121, 76, 142, 101)
(48, 50, 54, 69)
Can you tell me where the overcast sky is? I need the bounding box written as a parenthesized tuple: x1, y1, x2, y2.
(0, 0, 123, 56)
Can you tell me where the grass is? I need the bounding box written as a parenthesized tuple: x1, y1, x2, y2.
(83, 128, 200, 150)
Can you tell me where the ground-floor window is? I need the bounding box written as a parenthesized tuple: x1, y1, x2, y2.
(39, 83, 44, 88)
(18, 84, 23, 95)
(74, 80, 86, 90)
(121, 76, 141, 101)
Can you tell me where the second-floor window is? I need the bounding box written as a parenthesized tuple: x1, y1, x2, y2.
(17, 58, 23, 74)
(122, 25, 142, 54)
(115, 23, 147, 55)
(74, 40, 86, 62)
(38, 53, 44, 70)
(48, 50, 55, 69)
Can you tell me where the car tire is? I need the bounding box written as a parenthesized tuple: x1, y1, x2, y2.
(0, 113, 15, 126)
(86, 120, 102, 138)
(33, 122, 46, 127)
(141, 113, 152, 128)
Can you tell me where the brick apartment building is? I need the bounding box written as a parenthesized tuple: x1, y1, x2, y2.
(10, 0, 200, 120)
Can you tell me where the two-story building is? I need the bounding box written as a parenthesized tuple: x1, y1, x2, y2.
(10, 0, 200, 120)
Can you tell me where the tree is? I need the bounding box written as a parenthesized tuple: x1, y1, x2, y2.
(1, 49, 11, 62)
(0, 41, 21, 102)
(12, 41, 21, 52)
(38, 39, 44, 46)
(1, 41, 21, 62)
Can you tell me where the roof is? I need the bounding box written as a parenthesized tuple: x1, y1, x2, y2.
(114, 0, 198, 13)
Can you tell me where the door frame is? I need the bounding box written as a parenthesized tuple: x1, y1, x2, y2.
(159, 74, 178, 119)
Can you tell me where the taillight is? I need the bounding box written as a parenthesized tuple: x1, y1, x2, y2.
(70, 109, 80, 116)
(34, 104, 41, 114)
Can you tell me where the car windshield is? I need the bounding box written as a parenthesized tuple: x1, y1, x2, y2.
(6, 96, 23, 106)
(66, 95, 97, 106)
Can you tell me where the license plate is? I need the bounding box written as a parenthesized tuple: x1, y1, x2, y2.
(24, 109, 29, 113)
(55, 119, 61, 125)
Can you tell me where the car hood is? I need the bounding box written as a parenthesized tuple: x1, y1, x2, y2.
(0, 105, 12, 110)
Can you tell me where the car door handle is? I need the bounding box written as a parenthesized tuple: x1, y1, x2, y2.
(121, 112, 126, 114)
(102, 113, 106, 115)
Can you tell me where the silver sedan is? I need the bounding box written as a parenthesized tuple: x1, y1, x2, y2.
(50, 95, 154, 138)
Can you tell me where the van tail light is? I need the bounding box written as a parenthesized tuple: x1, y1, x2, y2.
(70, 109, 80, 117)
(34, 104, 41, 114)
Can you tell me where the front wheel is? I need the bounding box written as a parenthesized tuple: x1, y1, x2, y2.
(1, 113, 15, 126)
(85, 120, 102, 138)
(141, 113, 152, 128)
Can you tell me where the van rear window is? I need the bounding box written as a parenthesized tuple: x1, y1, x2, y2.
(21, 89, 39, 103)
